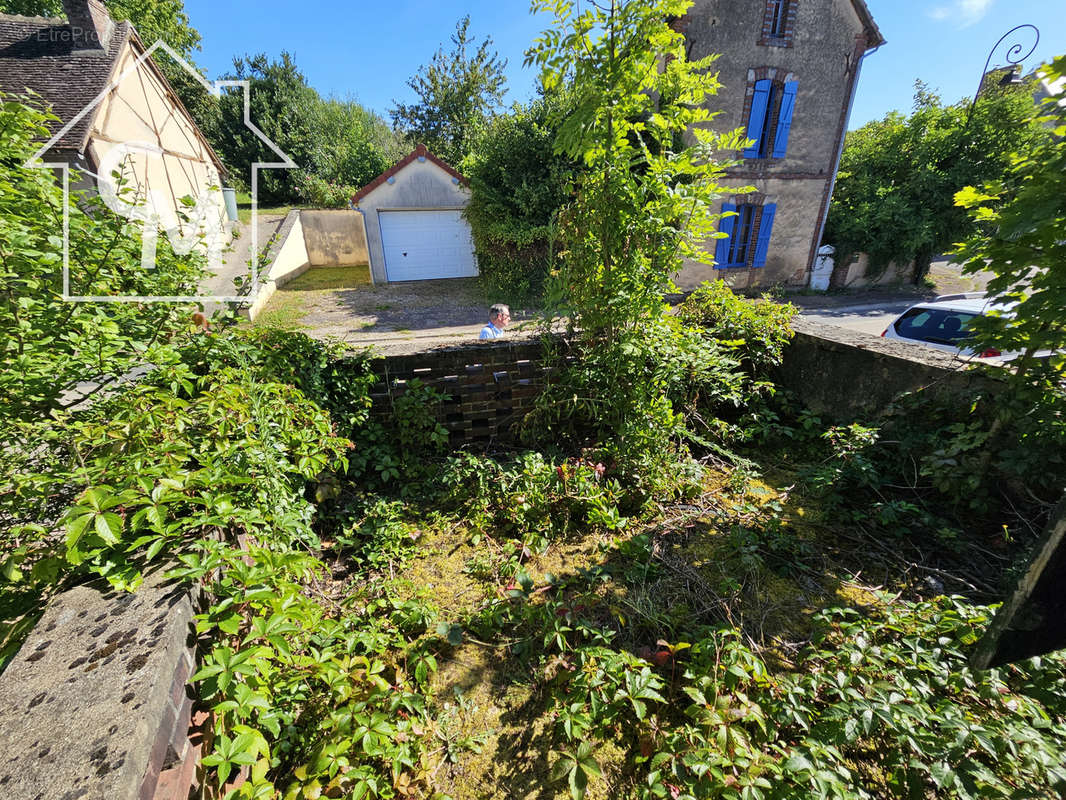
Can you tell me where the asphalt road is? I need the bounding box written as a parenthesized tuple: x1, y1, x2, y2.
(798, 301, 915, 336)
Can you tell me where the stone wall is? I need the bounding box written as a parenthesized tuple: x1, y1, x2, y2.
(834, 252, 913, 289)
(356, 321, 998, 443)
(244, 210, 373, 322)
(777, 317, 1001, 418)
(0, 571, 202, 800)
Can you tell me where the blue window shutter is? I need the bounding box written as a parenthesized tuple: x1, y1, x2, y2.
(715, 202, 737, 267)
(743, 80, 772, 158)
(772, 81, 798, 158)
(753, 204, 776, 267)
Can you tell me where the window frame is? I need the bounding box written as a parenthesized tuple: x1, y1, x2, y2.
(759, 0, 797, 47)
(715, 201, 778, 270)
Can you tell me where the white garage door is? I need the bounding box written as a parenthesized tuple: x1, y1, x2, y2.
(379, 210, 478, 281)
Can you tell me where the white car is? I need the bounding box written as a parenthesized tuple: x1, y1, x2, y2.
(881, 293, 1015, 359)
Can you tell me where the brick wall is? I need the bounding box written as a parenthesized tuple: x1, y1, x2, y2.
(358, 336, 555, 447)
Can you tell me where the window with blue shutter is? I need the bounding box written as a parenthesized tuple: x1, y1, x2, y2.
(743, 80, 773, 159)
(716, 202, 777, 268)
(752, 204, 777, 267)
(771, 82, 798, 158)
(744, 78, 799, 159)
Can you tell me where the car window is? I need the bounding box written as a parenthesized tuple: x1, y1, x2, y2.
(894, 308, 978, 345)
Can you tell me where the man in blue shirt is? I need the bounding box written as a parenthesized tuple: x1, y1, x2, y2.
(479, 304, 510, 340)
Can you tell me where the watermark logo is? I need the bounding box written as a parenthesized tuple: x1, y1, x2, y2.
(23, 41, 295, 303)
(97, 141, 227, 272)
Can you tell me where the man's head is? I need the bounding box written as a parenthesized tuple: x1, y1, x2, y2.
(489, 303, 511, 328)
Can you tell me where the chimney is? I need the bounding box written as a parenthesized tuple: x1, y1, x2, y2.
(62, 0, 113, 51)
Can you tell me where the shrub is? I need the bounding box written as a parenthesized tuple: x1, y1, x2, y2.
(0, 94, 209, 421)
(294, 171, 357, 208)
(462, 92, 576, 305)
(677, 280, 797, 375)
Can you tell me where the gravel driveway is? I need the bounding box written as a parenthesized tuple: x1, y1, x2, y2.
(251, 273, 540, 355)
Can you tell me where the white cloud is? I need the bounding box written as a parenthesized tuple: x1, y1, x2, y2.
(926, 0, 994, 27)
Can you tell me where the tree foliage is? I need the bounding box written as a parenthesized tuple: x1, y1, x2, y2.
(523, 0, 749, 487)
(954, 57, 1066, 381)
(294, 96, 405, 207)
(210, 53, 402, 205)
(462, 91, 577, 304)
(0, 95, 207, 422)
(390, 15, 508, 167)
(825, 81, 1046, 281)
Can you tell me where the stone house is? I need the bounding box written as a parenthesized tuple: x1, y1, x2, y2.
(0, 0, 227, 242)
(675, 0, 884, 290)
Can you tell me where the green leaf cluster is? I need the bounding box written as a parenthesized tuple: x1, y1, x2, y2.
(0, 96, 209, 422)
(522, 0, 752, 490)
(462, 91, 578, 305)
(954, 56, 1066, 383)
(210, 53, 403, 204)
(825, 80, 1048, 280)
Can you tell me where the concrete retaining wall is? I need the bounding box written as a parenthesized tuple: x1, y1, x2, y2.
(777, 317, 999, 418)
(300, 209, 370, 268)
(243, 209, 373, 322)
(834, 253, 913, 289)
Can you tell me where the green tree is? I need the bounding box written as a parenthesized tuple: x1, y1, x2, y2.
(212, 53, 402, 205)
(825, 81, 1045, 282)
(954, 57, 1065, 381)
(390, 16, 508, 166)
(212, 52, 319, 203)
(293, 96, 404, 207)
(0, 95, 208, 421)
(462, 91, 577, 304)
(524, 0, 748, 487)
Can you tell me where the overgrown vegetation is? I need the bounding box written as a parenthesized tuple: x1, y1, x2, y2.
(0, 96, 208, 422)
(521, 0, 750, 494)
(462, 92, 576, 306)
(3, 21, 1066, 800)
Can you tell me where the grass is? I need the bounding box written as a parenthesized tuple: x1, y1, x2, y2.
(247, 266, 372, 331)
(250, 292, 308, 331)
(331, 466, 903, 799)
(234, 190, 295, 225)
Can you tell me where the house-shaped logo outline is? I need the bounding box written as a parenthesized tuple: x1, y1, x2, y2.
(22, 39, 296, 304)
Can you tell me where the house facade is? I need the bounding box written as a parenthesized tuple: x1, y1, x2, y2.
(0, 0, 227, 243)
(675, 0, 883, 290)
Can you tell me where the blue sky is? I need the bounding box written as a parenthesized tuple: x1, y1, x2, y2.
(182, 0, 1063, 130)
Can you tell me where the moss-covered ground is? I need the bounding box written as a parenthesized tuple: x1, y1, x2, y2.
(327, 466, 937, 800)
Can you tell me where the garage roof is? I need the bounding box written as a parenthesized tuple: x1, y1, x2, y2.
(352, 143, 467, 203)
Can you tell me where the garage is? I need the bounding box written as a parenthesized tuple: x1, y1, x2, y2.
(379, 210, 477, 281)
(352, 144, 478, 283)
